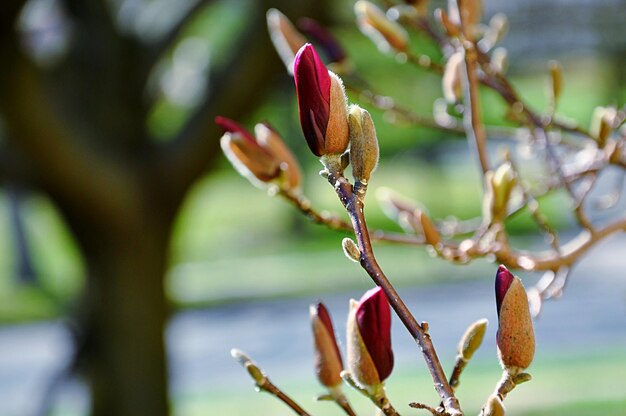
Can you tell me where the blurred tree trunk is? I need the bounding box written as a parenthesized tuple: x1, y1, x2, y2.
(0, 0, 324, 415)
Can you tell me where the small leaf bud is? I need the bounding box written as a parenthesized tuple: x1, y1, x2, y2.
(342, 238, 362, 263)
(490, 162, 516, 222)
(458, 318, 488, 361)
(548, 60, 563, 104)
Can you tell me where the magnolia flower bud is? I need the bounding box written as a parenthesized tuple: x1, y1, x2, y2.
(217, 117, 301, 191)
(458, 318, 488, 361)
(482, 394, 505, 416)
(311, 303, 344, 388)
(495, 265, 535, 373)
(442, 51, 464, 104)
(490, 162, 516, 221)
(267, 9, 308, 74)
(255, 123, 302, 191)
(548, 60, 563, 104)
(590, 106, 617, 147)
(298, 18, 347, 64)
(354, 1, 409, 53)
(417, 210, 441, 247)
(346, 287, 393, 390)
(294, 44, 350, 161)
(348, 105, 379, 182)
(231, 349, 267, 385)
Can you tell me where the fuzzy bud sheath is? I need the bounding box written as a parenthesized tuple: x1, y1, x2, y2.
(310, 303, 344, 388)
(495, 265, 535, 374)
(348, 105, 379, 182)
(346, 287, 393, 390)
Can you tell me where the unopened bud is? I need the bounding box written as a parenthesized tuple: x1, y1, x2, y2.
(548, 60, 563, 104)
(355, 1, 409, 53)
(495, 265, 535, 373)
(255, 123, 302, 192)
(458, 318, 488, 361)
(346, 288, 393, 390)
(348, 105, 379, 182)
(311, 303, 344, 388)
(294, 44, 350, 163)
(442, 51, 464, 104)
(231, 349, 266, 385)
(482, 394, 505, 416)
(491, 162, 516, 222)
(267, 9, 308, 74)
(590, 106, 617, 147)
(342, 238, 361, 263)
(418, 210, 441, 246)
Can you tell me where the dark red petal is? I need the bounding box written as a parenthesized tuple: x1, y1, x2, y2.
(314, 302, 343, 366)
(356, 287, 394, 381)
(297, 18, 347, 64)
(495, 265, 515, 317)
(215, 116, 255, 143)
(293, 43, 331, 157)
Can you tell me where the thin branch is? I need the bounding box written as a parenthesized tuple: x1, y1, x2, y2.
(460, 42, 490, 175)
(328, 173, 462, 416)
(278, 189, 424, 245)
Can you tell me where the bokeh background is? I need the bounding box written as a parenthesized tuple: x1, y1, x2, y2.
(0, 0, 625, 415)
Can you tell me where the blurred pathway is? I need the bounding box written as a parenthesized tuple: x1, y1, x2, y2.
(0, 235, 625, 415)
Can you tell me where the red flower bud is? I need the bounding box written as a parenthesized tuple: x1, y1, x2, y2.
(495, 265, 535, 373)
(310, 302, 344, 388)
(294, 43, 349, 158)
(347, 287, 394, 387)
(216, 116, 301, 191)
(495, 264, 514, 318)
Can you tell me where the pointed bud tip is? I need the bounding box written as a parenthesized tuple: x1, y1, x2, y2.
(216, 116, 255, 142)
(496, 264, 515, 315)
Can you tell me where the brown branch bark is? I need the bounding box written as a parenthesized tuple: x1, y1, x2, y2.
(328, 174, 462, 416)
